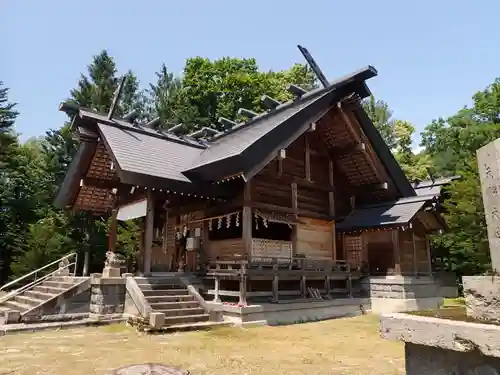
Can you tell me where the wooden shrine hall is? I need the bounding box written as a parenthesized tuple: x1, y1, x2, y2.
(54, 54, 450, 304)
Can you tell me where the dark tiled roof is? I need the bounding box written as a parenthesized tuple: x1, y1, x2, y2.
(188, 89, 334, 171)
(98, 123, 203, 183)
(336, 195, 435, 231)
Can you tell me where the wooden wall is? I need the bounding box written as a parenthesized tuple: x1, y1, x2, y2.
(251, 133, 338, 220)
(364, 230, 393, 274)
(295, 218, 334, 260)
(205, 238, 245, 260)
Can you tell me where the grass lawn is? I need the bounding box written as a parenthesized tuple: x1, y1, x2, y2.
(0, 314, 404, 375)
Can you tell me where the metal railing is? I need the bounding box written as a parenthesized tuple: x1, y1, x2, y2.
(0, 252, 78, 304)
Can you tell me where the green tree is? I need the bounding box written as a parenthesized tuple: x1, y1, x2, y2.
(177, 57, 317, 132)
(420, 77, 500, 278)
(363, 96, 396, 149)
(146, 63, 183, 128)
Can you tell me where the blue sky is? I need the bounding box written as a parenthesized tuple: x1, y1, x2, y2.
(3, 1, 500, 149)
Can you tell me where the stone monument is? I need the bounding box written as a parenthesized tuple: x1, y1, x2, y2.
(379, 138, 500, 374)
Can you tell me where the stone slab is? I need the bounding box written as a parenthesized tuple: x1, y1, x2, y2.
(477, 139, 500, 272)
(381, 312, 500, 358)
(463, 275, 500, 322)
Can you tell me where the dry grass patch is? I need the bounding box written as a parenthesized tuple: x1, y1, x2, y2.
(0, 314, 404, 375)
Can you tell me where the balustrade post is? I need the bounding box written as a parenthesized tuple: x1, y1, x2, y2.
(239, 263, 247, 306)
(213, 276, 221, 303)
(324, 275, 331, 296)
(272, 263, 279, 303)
(300, 275, 307, 298)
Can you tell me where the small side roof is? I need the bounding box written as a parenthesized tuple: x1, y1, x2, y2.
(413, 176, 462, 198)
(336, 195, 437, 232)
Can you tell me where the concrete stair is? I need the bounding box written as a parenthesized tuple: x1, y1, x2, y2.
(0, 276, 89, 324)
(136, 277, 210, 326)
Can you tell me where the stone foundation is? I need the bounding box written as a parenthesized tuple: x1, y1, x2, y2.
(89, 274, 125, 319)
(208, 298, 370, 325)
(362, 276, 454, 299)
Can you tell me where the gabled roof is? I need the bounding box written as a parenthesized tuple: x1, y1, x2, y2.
(336, 195, 438, 232)
(56, 64, 417, 211)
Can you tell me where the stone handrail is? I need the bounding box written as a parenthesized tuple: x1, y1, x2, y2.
(124, 274, 152, 319)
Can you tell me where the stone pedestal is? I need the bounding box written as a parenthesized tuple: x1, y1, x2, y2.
(102, 266, 121, 278)
(89, 274, 125, 319)
(463, 276, 500, 323)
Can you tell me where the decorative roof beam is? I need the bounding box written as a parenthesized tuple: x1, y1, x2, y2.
(219, 117, 237, 130)
(238, 108, 259, 119)
(297, 45, 330, 88)
(287, 84, 307, 98)
(188, 127, 221, 139)
(108, 76, 126, 120)
(143, 117, 160, 129)
(261, 95, 281, 110)
(123, 111, 139, 122)
(167, 123, 186, 135)
(79, 177, 121, 190)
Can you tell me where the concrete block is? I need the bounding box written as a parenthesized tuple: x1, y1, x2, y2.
(463, 275, 500, 322)
(149, 312, 165, 329)
(4, 309, 21, 324)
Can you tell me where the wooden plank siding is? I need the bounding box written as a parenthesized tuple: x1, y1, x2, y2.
(296, 218, 334, 260)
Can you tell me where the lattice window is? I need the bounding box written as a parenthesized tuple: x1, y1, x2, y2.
(345, 234, 363, 268)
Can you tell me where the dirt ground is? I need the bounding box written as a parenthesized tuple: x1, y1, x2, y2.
(0, 314, 404, 375)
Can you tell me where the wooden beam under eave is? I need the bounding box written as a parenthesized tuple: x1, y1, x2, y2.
(336, 105, 387, 186)
(80, 177, 122, 190)
(330, 142, 366, 158)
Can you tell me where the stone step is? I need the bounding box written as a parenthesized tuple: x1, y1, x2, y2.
(136, 277, 183, 284)
(138, 284, 185, 291)
(156, 307, 205, 317)
(14, 295, 45, 307)
(162, 320, 232, 332)
(1, 300, 32, 312)
(32, 286, 67, 295)
(141, 288, 189, 295)
(163, 313, 210, 326)
(149, 301, 200, 310)
(40, 281, 76, 289)
(24, 290, 57, 301)
(145, 294, 195, 303)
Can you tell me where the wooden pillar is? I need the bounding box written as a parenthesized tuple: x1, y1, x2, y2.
(305, 135, 311, 181)
(161, 203, 169, 268)
(412, 230, 418, 276)
(243, 181, 252, 259)
(143, 189, 154, 275)
(425, 234, 433, 276)
(392, 229, 401, 275)
(291, 182, 298, 256)
(108, 208, 118, 252)
(328, 160, 336, 261)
